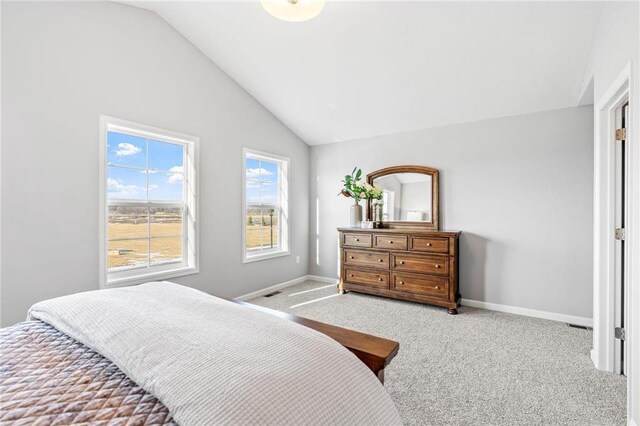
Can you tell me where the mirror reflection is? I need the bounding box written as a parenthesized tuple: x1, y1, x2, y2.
(372, 173, 432, 222)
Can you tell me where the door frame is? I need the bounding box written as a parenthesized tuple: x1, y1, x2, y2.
(592, 62, 637, 424)
(613, 102, 628, 375)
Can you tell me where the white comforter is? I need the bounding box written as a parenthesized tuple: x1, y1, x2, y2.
(28, 281, 402, 426)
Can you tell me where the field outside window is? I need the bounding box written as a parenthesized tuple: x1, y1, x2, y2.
(244, 150, 289, 261)
(101, 117, 198, 286)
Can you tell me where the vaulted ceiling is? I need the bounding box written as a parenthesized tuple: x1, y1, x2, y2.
(132, 1, 602, 145)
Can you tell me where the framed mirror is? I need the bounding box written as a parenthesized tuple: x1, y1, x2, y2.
(367, 165, 439, 230)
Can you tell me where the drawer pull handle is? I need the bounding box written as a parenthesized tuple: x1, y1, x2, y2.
(399, 281, 404, 285)
(378, 278, 383, 281)
(388, 240, 393, 244)
(434, 286, 440, 290)
(355, 238, 360, 242)
(399, 261, 405, 265)
(435, 265, 441, 268)
(378, 259, 383, 262)
(350, 256, 354, 259)
(350, 274, 354, 277)
(426, 243, 432, 247)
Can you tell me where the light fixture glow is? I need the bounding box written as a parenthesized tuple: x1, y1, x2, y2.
(260, 0, 325, 23)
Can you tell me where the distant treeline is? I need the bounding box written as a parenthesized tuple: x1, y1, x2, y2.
(246, 205, 279, 226)
(109, 206, 182, 223)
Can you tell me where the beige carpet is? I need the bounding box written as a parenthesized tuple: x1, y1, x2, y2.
(248, 280, 626, 426)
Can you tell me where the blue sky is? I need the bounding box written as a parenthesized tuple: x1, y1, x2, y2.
(246, 157, 279, 205)
(107, 131, 184, 201)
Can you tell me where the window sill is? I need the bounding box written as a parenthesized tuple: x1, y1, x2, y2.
(243, 250, 290, 264)
(105, 266, 199, 288)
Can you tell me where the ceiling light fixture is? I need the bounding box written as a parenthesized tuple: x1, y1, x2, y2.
(260, 0, 325, 22)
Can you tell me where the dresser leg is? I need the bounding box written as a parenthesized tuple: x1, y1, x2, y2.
(447, 308, 458, 315)
(338, 281, 347, 294)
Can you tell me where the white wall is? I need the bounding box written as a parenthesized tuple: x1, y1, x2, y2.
(582, 2, 639, 423)
(310, 106, 594, 320)
(399, 182, 430, 221)
(582, 3, 639, 105)
(0, 2, 309, 326)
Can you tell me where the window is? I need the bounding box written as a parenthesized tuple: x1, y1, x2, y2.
(243, 149, 289, 262)
(100, 116, 198, 287)
(382, 190, 394, 221)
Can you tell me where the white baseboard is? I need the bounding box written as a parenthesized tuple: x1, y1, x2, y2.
(307, 275, 339, 284)
(234, 275, 311, 301)
(461, 298, 593, 328)
(235, 276, 593, 328)
(234, 275, 339, 301)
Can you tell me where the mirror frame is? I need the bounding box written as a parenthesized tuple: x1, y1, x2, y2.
(366, 165, 439, 230)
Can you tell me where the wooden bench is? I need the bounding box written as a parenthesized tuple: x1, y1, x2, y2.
(235, 301, 400, 383)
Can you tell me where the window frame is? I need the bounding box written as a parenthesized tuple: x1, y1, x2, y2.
(99, 115, 199, 288)
(242, 148, 290, 263)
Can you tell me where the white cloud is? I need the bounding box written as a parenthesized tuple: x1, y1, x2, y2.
(107, 178, 119, 189)
(246, 179, 275, 189)
(107, 178, 140, 198)
(167, 165, 184, 184)
(148, 184, 159, 192)
(115, 143, 141, 156)
(246, 167, 273, 179)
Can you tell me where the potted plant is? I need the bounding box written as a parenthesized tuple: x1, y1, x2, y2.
(340, 167, 367, 227)
(340, 168, 384, 227)
(364, 183, 384, 228)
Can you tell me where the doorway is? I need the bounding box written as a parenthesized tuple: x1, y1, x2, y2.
(592, 63, 638, 426)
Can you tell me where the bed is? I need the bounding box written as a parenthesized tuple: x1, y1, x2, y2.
(0, 282, 401, 425)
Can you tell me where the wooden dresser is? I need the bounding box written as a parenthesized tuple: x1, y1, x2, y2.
(338, 227, 461, 314)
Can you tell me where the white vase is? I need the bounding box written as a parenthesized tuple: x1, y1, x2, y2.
(350, 204, 363, 227)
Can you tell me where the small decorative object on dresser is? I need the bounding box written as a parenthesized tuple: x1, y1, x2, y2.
(340, 167, 383, 228)
(338, 165, 462, 314)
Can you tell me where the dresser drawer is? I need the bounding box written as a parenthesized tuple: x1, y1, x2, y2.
(392, 254, 449, 276)
(344, 250, 390, 269)
(410, 236, 449, 254)
(391, 272, 449, 298)
(374, 234, 408, 250)
(342, 233, 372, 248)
(344, 268, 389, 289)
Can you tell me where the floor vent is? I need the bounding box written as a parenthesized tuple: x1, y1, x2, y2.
(566, 323, 592, 331)
(263, 291, 282, 298)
